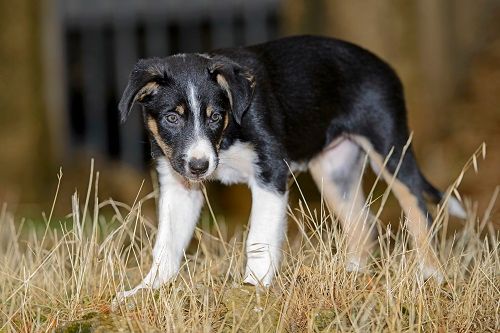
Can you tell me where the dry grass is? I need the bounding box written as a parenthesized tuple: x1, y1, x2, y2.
(0, 147, 498, 332)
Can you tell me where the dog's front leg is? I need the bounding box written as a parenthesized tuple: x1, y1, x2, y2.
(115, 160, 203, 302)
(244, 180, 288, 286)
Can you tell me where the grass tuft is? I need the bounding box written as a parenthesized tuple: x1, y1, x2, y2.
(0, 151, 498, 332)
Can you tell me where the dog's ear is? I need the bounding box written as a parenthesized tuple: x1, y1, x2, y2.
(118, 58, 167, 122)
(208, 57, 256, 125)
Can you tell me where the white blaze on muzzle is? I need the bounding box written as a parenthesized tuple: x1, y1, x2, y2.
(185, 138, 217, 175)
(185, 82, 217, 177)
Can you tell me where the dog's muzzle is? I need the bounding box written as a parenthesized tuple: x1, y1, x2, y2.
(184, 138, 217, 180)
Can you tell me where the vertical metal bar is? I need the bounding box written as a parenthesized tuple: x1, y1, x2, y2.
(210, 9, 235, 49)
(145, 20, 169, 57)
(179, 15, 202, 53)
(81, 23, 107, 155)
(62, 0, 282, 170)
(113, 13, 144, 170)
(243, 5, 268, 45)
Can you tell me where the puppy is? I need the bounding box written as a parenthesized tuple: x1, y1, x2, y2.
(115, 35, 466, 301)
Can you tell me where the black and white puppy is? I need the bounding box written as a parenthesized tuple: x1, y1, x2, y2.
(116, 35, 466, 300)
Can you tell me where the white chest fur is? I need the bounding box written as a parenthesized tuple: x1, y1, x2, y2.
(214, 141, 257, 185)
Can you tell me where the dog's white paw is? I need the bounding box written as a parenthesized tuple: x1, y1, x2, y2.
(111, 289, 141, 312)
(345, 256, 367, 273)
(243, 273, 272, 287)
(419, 264, 444, 284)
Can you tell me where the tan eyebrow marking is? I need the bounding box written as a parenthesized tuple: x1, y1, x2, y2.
(223, 111, 229, 131)
(215, 110, 230, 151)
(216, 74, 233, 109)
(147, 115, 172, 157)
(175, 105, 185, 115)
(206, 105, 214, 117)
(135, 82, 159, 103)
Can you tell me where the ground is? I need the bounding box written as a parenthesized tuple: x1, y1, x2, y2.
(0, 149, 498, 332)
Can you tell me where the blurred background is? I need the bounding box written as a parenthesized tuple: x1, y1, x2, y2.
(0, 0, 499, 228)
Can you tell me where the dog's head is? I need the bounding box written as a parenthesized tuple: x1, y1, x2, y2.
(119, 54, 255, 181)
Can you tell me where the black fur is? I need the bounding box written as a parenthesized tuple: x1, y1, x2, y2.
(119, 35, 443, 213)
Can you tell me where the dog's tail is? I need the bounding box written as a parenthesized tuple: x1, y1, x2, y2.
(422, 177, 467, 219)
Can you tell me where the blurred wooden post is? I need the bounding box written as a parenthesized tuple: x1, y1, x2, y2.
(41, 0, 68, 161)
(0, 0, 52, 205)
(416, 0, 457, 109)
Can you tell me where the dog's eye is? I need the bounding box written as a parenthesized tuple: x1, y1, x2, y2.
(209, 112, 222, 123)
(165, 113, 179, 124)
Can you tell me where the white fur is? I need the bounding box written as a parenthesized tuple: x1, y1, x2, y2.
(215, 141, 257, 185)
(289, 161, 308, 173)
(309, 139, 375, 271)
(244, 180, 288, 286)
(114, 141, 288, 303)
(215, 141, 289, 286)
(448, 196, 467, 218)
(188, 82, 201, 133)
(186, 139, 212, 159)
(185, 82, 217, 175)
(185, 138, 217, 175)
(114, 158, 204, 304)
(196, 53, 212, 59)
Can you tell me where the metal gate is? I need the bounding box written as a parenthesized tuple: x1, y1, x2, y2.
(57, 0, 281, 169)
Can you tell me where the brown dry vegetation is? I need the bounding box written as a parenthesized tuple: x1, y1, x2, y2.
(0, 148, 498, 333)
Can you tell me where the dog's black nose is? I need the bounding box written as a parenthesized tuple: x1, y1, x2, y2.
(188, 158, 209, 175)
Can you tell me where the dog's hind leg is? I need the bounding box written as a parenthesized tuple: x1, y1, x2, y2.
(309, 139, 376, 271)
(352, 135, 443, 282)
